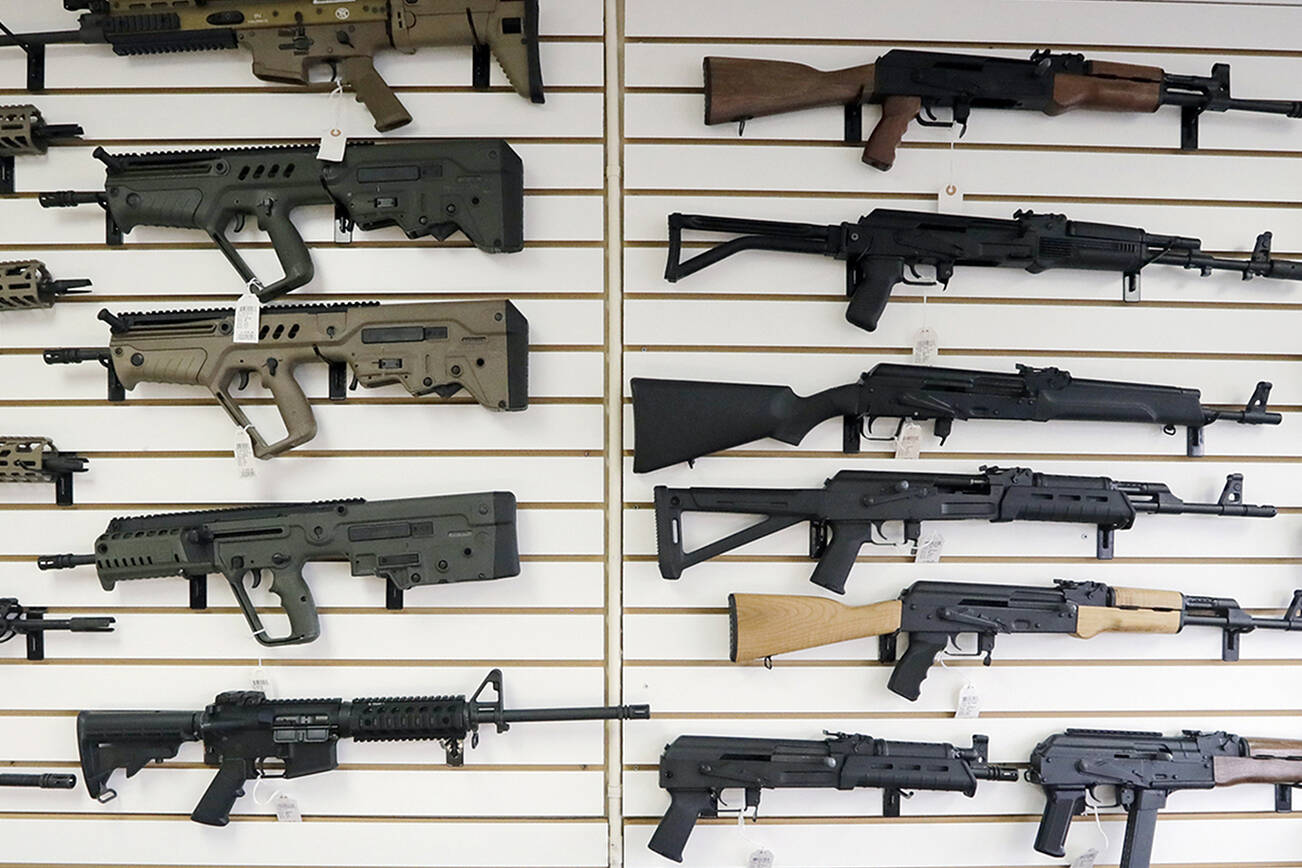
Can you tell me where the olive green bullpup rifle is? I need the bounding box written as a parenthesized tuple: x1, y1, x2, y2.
(44, 300, 529, 459)
(0, 259, 91, 310)
(39, 140, 524, 300)
(38, 493, 521, 645)
(0, 436, 88, 505)
(1, 1, 544, 131)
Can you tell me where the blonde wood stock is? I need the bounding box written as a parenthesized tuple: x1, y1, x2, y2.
(729, 594, 902, 661)
(1214, 756, 1302, 786)
(1110, 587, 1184, 610)
(1073, 606, 1181, 639)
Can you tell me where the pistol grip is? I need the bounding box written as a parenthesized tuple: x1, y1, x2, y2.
(886, 633, 948, 701)
(256, 210, 316, 301)
(253, 364, 317, 458)
(846, 257, 906, 332)
(648, 789, 715, 863)
(191, 758, 249, 827)
(863, 95, 921, 170)
(340, 56, 412, 133)
(226, 564, 321, 647)
(1034, 788, 1087, 858)
(808, 521, 872, 595)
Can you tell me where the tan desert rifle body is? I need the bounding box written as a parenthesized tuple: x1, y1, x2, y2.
(731, 580, 1302, 699)
(44, 300, 528, 458)
(3, 1, 543, 132)
(0, 104, 81, 192)
(0, 437, 89, 505)
(0, 260, 92, 310)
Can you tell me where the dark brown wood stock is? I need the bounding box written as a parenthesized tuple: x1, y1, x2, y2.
(1248, 738, 1302, 757)
(1047, 74, 1161, 114)
(862, 94, 921, 170)
(703, 57, 876, 125)
(1213, 756, 1302, 786)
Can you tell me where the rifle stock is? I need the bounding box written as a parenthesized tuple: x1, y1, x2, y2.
(704, 57, 875, 125)
(729, 594, 902, 661)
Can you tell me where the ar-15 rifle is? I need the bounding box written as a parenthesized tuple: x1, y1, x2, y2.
(1028, 729, 1302, 868)
(0, 436, 88, 505)
(650, 731, 1019, 862)
(40, 140, 524, 301)
(44, 300, 528, 459)
(730, 582, 1302, 700)
(0, 104, 81, 193)
(38, 492, 520, 645)
(0, 597, 115, 661)
(0, 1, 543, 131)
(655, 467, 1275, 594)
(703, 50, 1302, 168)
(631, 364, 1279, 471)
(77, 668, 650, 826)
(0, 260, 91, 310)
(666, 209, 1302, 332)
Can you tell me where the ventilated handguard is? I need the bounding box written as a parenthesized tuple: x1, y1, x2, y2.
(0, 104, 82, 193)
(0, 436, 89, 505)
(0, 260, 92, 310)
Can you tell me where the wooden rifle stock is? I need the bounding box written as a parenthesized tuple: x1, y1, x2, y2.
(704, 57, 875, 125)
(729, 593, 901, 661)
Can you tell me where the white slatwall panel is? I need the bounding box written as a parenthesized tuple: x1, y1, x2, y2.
(622, 2, 1302, 867)
(0, 0, 616, 864)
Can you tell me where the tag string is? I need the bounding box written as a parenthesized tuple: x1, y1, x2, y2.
(1083, 790, 1111, 851)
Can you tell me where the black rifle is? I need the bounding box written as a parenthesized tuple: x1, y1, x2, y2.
(77, 669, 651, 826)
(655, 467, 1275, 593)
(1028, 729, 1302, 868)
(631, 364, 1279, 471)
(665, 210, 1302, 331)
(0, 597, 115, 661)
(0, 773, 76, 789)
(729, 582, 1302, 700)
(650, 731, 1019, 862)
(39, 141, 524, 301)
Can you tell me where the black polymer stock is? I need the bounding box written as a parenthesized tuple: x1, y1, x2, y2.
(631, 363, 1280, 471)
(655, 467, 1275, 594)
(665, 209, 1302, 331)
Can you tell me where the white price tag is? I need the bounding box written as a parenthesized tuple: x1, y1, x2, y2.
(894, 420, 923, 460)
(914, 531, 944, 564)
(273, 793, 302, 822)
(937, 183, 964, 213)
(234, 430, 257, 479)
(250, 667, 274, 697)
(317, 84, 348, 162)
(1070, 849, 1099, 868)
(954, 681, 981, 718)
(234, 291, 261, 344)
(747, 850, 775, 868)
(912, 327, 938, 365)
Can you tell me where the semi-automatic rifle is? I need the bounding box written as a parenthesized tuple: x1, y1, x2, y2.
(631, 364, 1279, 470)
(40, 141, 524, 300)
(650, 731, 1019, 861)
(1028, 729, 1302, 868)
(0, 597, 115, 661)
(0, 260, 91, 310)
(703, 50, 1302, 168)
(730, 582, 1302, 699)
(38, 493, 520, 645)
(0, 104, 81, 193)
(666, 209, 1302, 331)
(0, 1, 543, 131)
(45, 300, 529, 458)
(0, 436, 88, 505)
(655, 467, 1275, 593)
(77, 668, 650, 826)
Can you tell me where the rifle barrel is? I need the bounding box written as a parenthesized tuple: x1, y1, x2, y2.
(0, 30, 87, 48)
(497, 704, 651, 724)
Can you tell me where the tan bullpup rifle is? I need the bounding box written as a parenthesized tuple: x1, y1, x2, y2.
(0, 104, 81, 193)
(0, 1, 543, 132)
(0, 259, 91, 310)
(730, 581, 1302, 700)
(702, 50, 1302, 169)
(0, 436, 88, 505)
(45, 300, 528, 459)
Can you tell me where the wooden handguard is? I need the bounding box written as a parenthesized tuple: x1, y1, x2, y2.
(1047, 74, 1161, 114)
(1214, 755, 1302, 786)
(1073, 606, 1181, 639)
(1110, 587, 1184, 610)
(704, 57, 876, 125)
(729, 593, 902, 661)
(863, 95, 921, 170)
(1245, 738, 1302, 757)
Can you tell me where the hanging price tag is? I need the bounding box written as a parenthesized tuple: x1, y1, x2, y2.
(914, 531, 944, 564)
(234, 430, 257, 479)
(955, 681, 981, 718)
(912, 327, 938, 364)
(273, 793, 302, 822)
(234, 289, 261, 344)
(1070, 849, 1099, 868)
(747, 850, 775, 868)
(937, 183, 964, 214)
(250, 667, 274, 696)
(894, 420, 923, 460)
(317, 83, 348, 162)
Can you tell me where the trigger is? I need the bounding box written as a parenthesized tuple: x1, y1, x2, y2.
(936, 262, 955, 286)
(231, 213, 246, 234)
(236, 371, 250, 391)
(249, 569, 263, 590)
